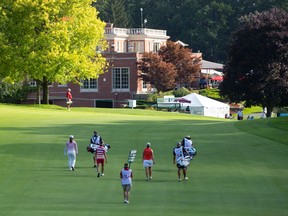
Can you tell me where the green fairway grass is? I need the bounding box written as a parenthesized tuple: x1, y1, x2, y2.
(0, 104, 287, 216)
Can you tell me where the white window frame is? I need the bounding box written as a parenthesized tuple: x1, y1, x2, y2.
(80, 78, 98, 92)
(142, 80, 148, 90)
(153, 42, 161, 52)
(112, 67, 130, 92)
(29, 80, 37, 87)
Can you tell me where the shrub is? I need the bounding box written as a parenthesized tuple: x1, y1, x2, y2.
(173, 87, 191, 97)
(0, 81, 35, 104)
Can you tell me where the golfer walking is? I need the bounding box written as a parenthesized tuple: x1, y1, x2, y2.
(95, 142, 107, 177)
(142, 142, 155, 180)
(64, 135, 78, 171)
(120, 163, 133, 204)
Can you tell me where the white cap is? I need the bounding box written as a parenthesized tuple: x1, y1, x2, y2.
(69, 135, 74, 139)
(146, 142, 151, 147)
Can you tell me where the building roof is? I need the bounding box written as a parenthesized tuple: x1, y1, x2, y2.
(201, 60, 224, 70)
(175, 40, 189, 47)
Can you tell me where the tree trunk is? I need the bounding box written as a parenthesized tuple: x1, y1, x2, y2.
(36, 81, 41, 105)
(266, 105, 273, 118)
(42, 76, 49, 104)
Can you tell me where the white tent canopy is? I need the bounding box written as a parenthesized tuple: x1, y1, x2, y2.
(174, 93, 230, 118)
(201, 69, 223, 76)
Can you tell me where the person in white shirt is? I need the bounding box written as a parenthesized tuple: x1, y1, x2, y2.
(237, 109, 243, 120)
(64, 135, 78, 171)
(261, 111, 267, 119)
(89, 131, 103, 167)
(181, 135, 197, 158)
(120, 163, 133, 204)
(173, 142, 188, 182)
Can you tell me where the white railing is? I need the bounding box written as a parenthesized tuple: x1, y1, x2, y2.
(105, 28, 128, 35)
(105, 28, 167, 36)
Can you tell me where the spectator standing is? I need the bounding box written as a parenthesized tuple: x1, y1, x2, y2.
(261, 111, 267, 119)
(120, 163, 133, 204)
(185, 106, 190, 114)
(237, 109, 243, 120)
(95, 142, 107, 177)
(66, 88, 73, 110)
(142, 142, 155, 180)
(64, 135, 78, 171)
(173, 142, 188, 182)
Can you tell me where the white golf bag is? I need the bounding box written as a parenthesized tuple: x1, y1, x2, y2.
(177, 156, 192, 167)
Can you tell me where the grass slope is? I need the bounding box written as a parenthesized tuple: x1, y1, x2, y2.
(0, 104, 287, 216)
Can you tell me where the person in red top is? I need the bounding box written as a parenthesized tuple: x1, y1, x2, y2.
(142, 142, 155, 180)
(95, 141, 107, 178)
(66, 88, 73, 110)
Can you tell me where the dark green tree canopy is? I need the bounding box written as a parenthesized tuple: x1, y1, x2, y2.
(95, 0, 288, 62)
(92, 0, 132, 27)
(220, 8, 288, 117)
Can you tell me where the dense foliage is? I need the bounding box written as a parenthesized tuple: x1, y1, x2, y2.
(220, 8, 288, 117)
(93, 0, 288, 62)
(138, 41, 201, 92)
(0, 0, 107, 104)
(138, 52, 177, 92)
(0, 81, 35, 104)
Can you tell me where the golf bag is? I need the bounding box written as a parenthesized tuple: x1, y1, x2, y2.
(184, 147, 197, 159)
(87, 143, 111, 153)
(177, 156, 192, 167)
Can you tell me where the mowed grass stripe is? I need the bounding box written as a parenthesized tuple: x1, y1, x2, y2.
(0, 104, 287, 216)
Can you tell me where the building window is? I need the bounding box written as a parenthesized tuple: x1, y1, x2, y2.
(112, 67, 129, 91)
(142, 80, 148, 89)
(129, 42, 144, 53)
(153, 42, 161, 52)
(80, 78, 98, 92)
(116, 41, 120, 52)
(29, 80, 37, 87)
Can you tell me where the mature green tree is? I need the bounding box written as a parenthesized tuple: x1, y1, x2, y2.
(0, 0, 107, 104)
(92, 0, 132, 28)
(220, 8, 288, 117)
(94, 0, 288, 62)
(111, 0, 132, 27)
(97, 0, 288, 63)
(189, 1, 233, 62)
(92, 0, 111, 23)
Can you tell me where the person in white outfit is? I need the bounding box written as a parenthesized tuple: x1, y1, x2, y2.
(261, 111, 267, 119)
(182, 135, 192, 152)
(64, 135, 78, 171)
(181, 135, 196, 158)
(173, 142, 188, 182)
(120, 163, 133, 204)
